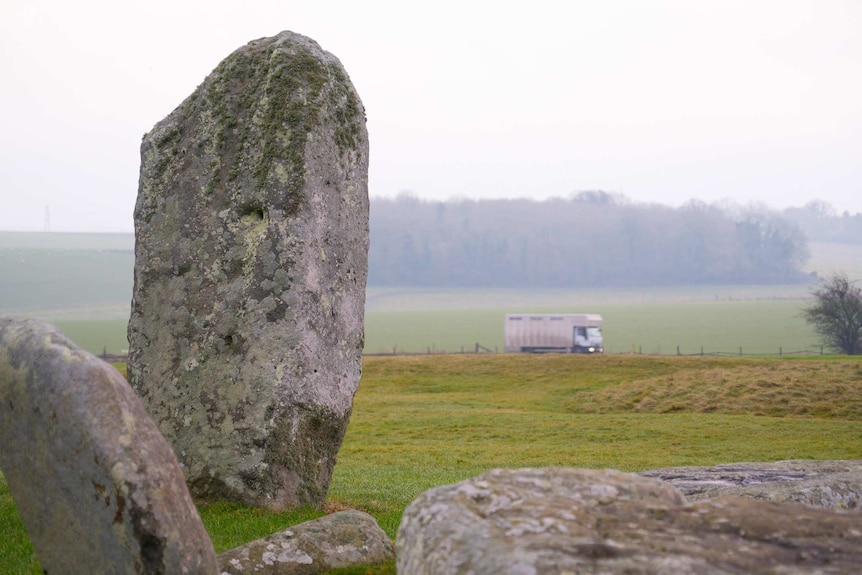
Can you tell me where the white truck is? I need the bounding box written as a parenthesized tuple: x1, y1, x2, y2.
(504, 314, 604, 354)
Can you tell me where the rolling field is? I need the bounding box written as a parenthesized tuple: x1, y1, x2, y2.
(2, 354, 861, 574)
(0, 231, 133, 314)
(52, 319, 131, 355)
(364, 298, 816, 355)
(1, 233, 861, 356)
(0, 249, 132, 314)
(11, 296, 820, 357)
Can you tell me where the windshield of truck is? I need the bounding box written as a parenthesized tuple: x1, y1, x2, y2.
(587, 327, 602, 339)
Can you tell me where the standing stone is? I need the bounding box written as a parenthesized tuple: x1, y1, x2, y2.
(0, 316, 218, 575)
(128, 31, 369, 510)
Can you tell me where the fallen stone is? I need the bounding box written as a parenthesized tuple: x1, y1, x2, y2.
(217, 510, 393, 574)
(128, 30, 369, 510)
(0, 316, 218, 575)
(397, 467, 862, 575)
(640, 459, 862, 509)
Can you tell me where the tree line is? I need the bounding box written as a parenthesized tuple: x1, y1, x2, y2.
(368, 192, 811, 288)
(782, 200, 862, 244)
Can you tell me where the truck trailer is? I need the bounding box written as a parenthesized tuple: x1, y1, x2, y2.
(504, 314, 604, 354)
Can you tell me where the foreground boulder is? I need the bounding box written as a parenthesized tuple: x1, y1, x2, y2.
(218, 510, 394, 574)
(128, 30, 369, 510)
(0, 316, 218, 574)
(640, 459, 862, 509)
(397, 467, 862, 574)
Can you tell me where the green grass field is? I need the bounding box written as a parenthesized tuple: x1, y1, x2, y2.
(23, 297, 820, 357)
(2, 354, 861, 573)
(1, 288, 824, 357)
(364, 298, 817, 355)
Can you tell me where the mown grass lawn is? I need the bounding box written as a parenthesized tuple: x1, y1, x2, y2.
(2, 354, 861, 574)
(327, 354, 862, 536)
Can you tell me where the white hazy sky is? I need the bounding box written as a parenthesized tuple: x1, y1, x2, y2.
(1, 0, 860, 232)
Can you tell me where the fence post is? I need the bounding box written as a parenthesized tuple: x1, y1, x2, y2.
(676, 345, 680, 356)
(700, 346, 704, 356)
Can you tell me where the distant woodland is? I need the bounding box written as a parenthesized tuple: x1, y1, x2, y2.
(782, 200, 862, 245)
(368, 192, 836, 288)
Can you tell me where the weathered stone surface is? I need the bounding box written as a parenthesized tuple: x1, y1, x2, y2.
(217, 510, 394, 574)
(640, 459, 862, 509)
(397, 467, 862, 574)
(0, 316, 218, 575)
(128, 31, 369, 510)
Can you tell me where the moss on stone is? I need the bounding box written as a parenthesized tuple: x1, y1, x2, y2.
(252, 48, 326, 210)
(263, 404, 348, 508)
(327, 63, 364, 155)
(193, 40, 363, 213)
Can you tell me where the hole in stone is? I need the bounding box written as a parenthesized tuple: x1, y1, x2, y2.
(240, 204, 267, 225)
(223, 335, 234, 347)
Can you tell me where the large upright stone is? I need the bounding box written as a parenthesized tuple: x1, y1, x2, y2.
(0, 316, 218, 575)
(128, 31, 369, 510)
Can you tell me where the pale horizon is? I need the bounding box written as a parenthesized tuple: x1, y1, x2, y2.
(2, 0, 860, 233)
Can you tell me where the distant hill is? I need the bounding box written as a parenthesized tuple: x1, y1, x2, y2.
(0, 231, 134, 251)
(0, 231, 134, 317)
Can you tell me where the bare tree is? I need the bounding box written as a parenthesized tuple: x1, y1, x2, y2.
(804, 272, 862, 355)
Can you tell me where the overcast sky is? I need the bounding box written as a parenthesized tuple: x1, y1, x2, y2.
(1, 0, 860, 232)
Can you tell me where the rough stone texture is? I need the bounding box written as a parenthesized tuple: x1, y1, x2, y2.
(0, 316, 218, 575)
(640, 459, 862, 509)
(217, 510, 394, 574)
(127, 31, 369, 510)
(397, 467, 862, 575)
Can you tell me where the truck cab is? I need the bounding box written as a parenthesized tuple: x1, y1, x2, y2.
(573, 325, 604, 353)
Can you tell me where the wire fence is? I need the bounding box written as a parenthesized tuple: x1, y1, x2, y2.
(627, 345, 826, 357)
(103, 344, 830, 362)
(364, 343, 830, 357)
